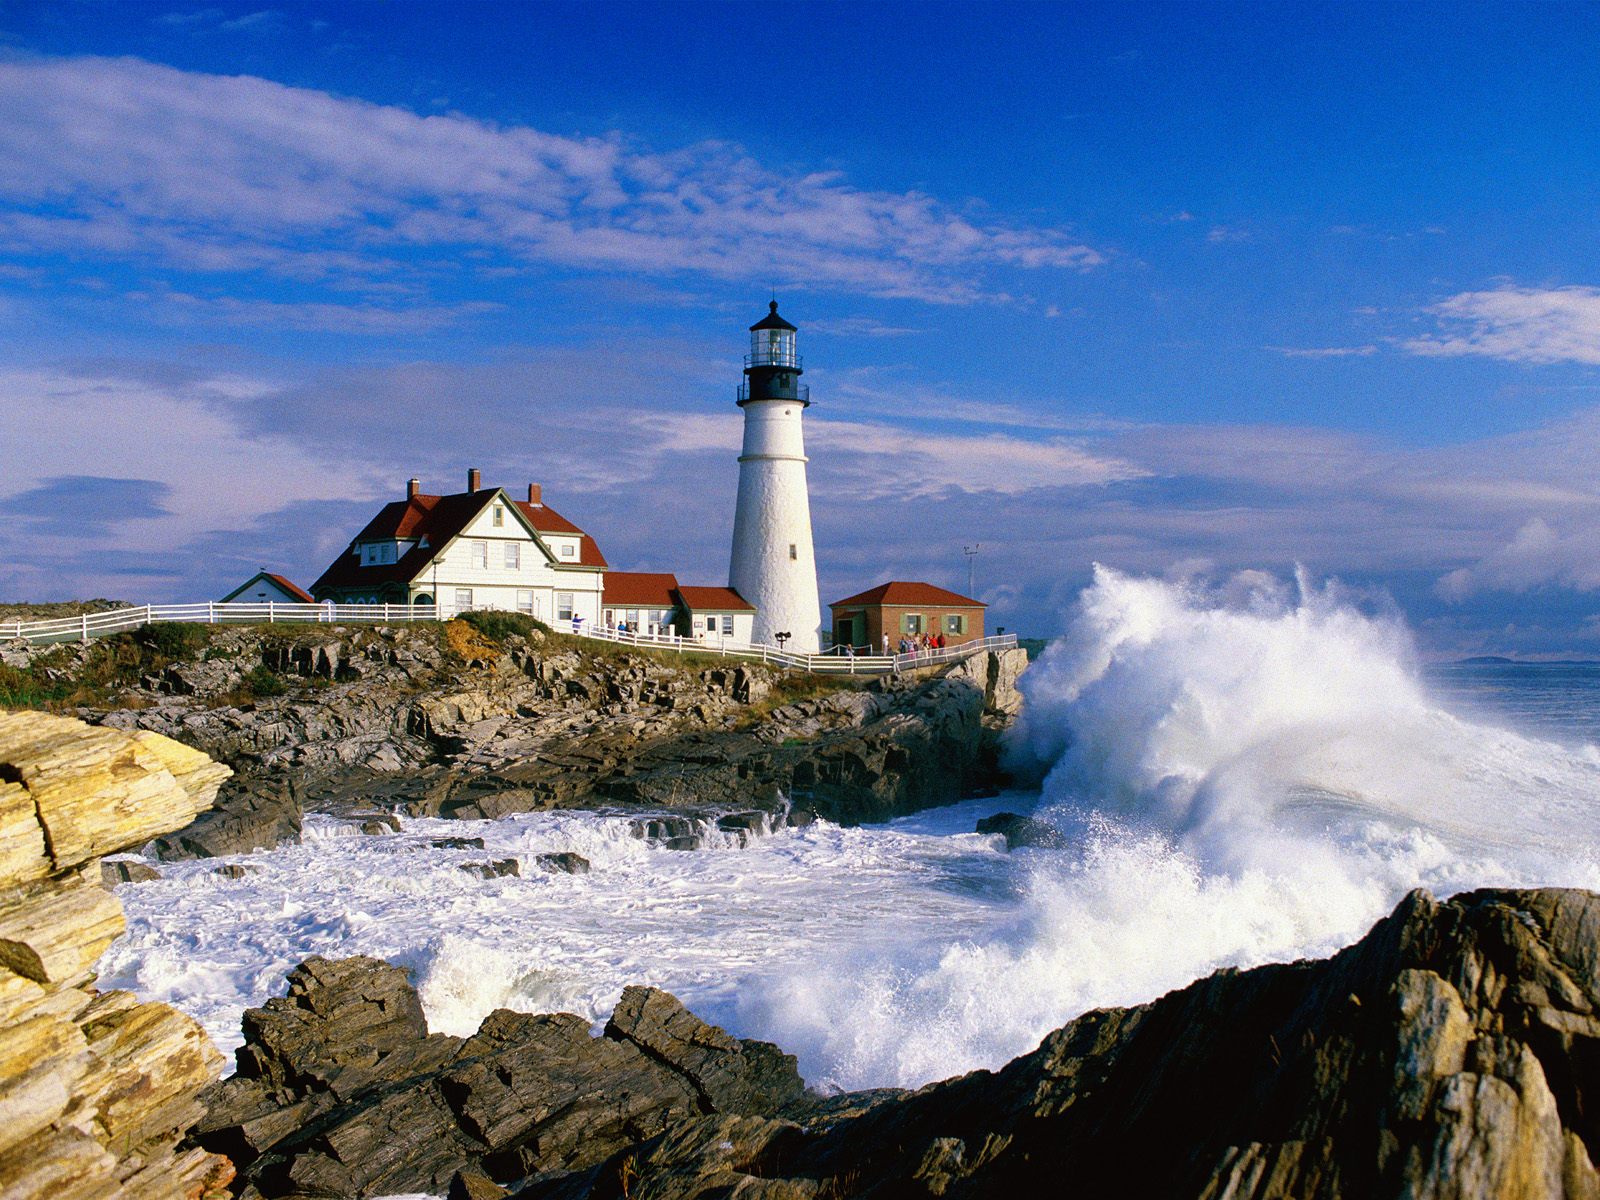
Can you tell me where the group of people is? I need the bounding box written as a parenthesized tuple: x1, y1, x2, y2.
(888, 630, 948, 656)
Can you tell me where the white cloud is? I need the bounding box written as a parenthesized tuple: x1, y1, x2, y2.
(1435, 518, 1600, 600)
(0, 55, 1103, 305)
(1405, 285, 1600, 364)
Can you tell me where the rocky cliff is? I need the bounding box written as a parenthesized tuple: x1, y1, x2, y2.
(28, 622, 1026, 858)
(0, 709, 234, 1199)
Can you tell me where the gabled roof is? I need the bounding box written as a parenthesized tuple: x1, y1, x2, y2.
(311, 485, 607, 595)
(674, 586, 755, 612)
(829, 581, 985, 609)
(220, 571, 313, 603)
(604, 572, 679, 607)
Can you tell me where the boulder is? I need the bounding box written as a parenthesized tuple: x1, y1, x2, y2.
(149, 775, 301, 862)
(975, 810, 1068, 850)
(100, 859, 162, 885)
(459, 859, 520, 880)
(534, 852, 590, 875)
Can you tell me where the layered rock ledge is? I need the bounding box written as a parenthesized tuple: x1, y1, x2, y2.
(0, 709, 233, 1200)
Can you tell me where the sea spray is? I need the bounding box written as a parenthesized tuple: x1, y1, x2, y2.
(746, 566, 1600, 1090)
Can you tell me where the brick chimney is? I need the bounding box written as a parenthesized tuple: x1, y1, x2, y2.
(467, 468, 481, 492)
(407, 477, 420, 499)
(527, 483, 542, 506)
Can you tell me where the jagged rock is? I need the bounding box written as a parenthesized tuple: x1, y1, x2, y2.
(0, 711, 232, 1200)
(100, 859, 161, 885)
(516, 887, 1600, 1200)
(460, 858, 520, 879)
(534, 852, 590, 874)
(149, 774, 300, 861)
(975, 810, 1068, 850)
(197, 957, 809, 1198)
(450, 1167, 510, 1199)
(604, 986, 806, 1116)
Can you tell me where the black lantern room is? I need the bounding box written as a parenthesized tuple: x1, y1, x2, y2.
(739, 301, 810, 406)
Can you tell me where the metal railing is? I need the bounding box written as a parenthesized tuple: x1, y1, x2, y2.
(745, 349, 802, 369)
(0, 602, 1016, 676)
(737, 380, 809, 403)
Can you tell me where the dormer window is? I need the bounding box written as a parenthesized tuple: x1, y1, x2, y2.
(560, 543, 575, 558)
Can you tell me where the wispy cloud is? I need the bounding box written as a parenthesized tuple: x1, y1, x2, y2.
(1268, 344, 1379, 358)
(1405, 285, 1600, 365)
(807, 317, 925, 338)
(0, 55, 1103, 307)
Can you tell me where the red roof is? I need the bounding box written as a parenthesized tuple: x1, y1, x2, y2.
(311, 486, 607, 596)
(604, 572, 680, 607)
(830, 581, 985, 609)
(221, 571, 313, 603)
(673, 586, 755, 612)
(262, 573, 314, 602)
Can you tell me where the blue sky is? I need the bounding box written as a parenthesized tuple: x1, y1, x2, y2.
(3, 2, 1600, 655)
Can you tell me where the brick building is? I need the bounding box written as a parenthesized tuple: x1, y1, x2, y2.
(828, 581, 986, 652)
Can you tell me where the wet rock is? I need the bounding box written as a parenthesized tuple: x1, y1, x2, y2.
(534, 852, 590, 875)
(459, 858, 520, 879)
(196, 958, 812, 1198)
(976, 810, 1068, 850)
(359, 813, 400, 835)
(213, 863, 257, 879)
(432, 837, 486, 851)
(100, 859, 162, 885)
(149, 775, 301, 862)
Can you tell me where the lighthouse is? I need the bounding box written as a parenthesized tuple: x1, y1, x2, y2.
(728, 301, 823, 652)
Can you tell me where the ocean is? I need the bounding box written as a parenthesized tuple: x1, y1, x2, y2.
(98, 567, 1600, 1094)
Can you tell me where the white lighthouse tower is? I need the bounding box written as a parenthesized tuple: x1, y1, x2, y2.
(728, 301, 823, 652)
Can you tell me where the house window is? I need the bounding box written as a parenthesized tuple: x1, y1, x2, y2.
(604, 609, 615, 625)
(455, 588, 473, 610)
(471, 540, 488, 569)
(902, 614, 923, 635)
(789, 544, 797, 560)
(705, 616, 718, 632)
(493, 507, 504, 527)
(946, 614, 966, 634)
(504, 542, 520, 570)
(557, 592, 575, 621)
(517, 590, 535, 615)
(560, 543, 576, 558)
(721, 615, 734, 635)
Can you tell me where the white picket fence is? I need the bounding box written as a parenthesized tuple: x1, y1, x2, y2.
(0, 602, 1017, 676)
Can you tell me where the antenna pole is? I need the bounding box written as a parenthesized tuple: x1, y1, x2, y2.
(963, 544, 981, 596)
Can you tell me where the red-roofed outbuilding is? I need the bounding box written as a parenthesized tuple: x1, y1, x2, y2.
(829, 581, 986, 652)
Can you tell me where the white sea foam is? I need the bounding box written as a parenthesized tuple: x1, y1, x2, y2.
(99, 566, 1600, 1095)
(746, 566, 1600, 1090)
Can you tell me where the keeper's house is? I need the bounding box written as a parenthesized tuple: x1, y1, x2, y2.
(310, 471, 607, 624)
(219, 570, 313, 605)
(828, 581, 986, 651)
